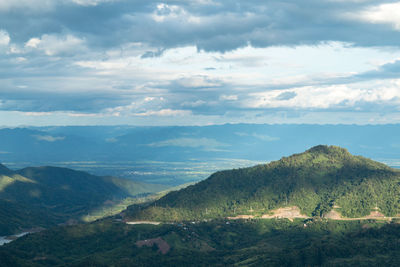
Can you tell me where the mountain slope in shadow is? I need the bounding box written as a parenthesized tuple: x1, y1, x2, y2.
(0, 165, 167, 235)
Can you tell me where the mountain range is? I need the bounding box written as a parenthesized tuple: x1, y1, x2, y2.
(2, 125, 400, 185)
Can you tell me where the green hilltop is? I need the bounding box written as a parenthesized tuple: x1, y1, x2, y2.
(128, 145, 400, 221)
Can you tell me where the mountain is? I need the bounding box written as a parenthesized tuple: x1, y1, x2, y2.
(0, 163, 12, 176)
(128, 145, 400, 221)
(0, 165, 168, 235)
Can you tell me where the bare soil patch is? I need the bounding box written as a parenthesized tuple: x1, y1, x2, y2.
(324, 209, 391, 221)
(126, 221, 161, 225)
(323, 210, 342, 220)
(227, 215, 255, 220)
(136, 237, 170, 254)
(261, 206, 309, 219)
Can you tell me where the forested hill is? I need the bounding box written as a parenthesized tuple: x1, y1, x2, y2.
(128, 145, 400, 221)
(0, 165, 167, 235)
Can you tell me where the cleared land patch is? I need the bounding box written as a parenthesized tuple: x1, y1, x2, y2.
(136, 237, 170, 254)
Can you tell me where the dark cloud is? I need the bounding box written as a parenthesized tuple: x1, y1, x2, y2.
(0, 88, 131, 112)
(141, 49, 165, 58)
(356, 60, 400, 80)
(1, 0, 400, 52)
(275, 91, 297, 100)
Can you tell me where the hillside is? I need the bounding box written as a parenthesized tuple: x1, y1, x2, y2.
(2, 218, 400, 266)
(0, 165, 168, 235)
(128, 145, 400, 221)
(0, 163, 12, 176)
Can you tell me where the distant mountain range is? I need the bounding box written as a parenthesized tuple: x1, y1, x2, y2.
(0, 164, 167, 235)
(1, 125, 400, 185)
(128, 145, 400, 221)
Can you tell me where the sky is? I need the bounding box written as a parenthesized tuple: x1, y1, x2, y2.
(1, 0, 400, 126)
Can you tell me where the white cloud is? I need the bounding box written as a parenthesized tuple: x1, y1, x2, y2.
(14, 57, 27, 63)
(0, 30, 10, 46)
(105, 137, 118, 143)
(152, 4, 201, 24)
(25, 38, 40, 48)
(25, 34, 86, 56)
(0, 0, 54, 11)
(220, 94, 238, 101)
(133, 109, 192, 117)
(247, 82, 400, 110)
(105, 97, 167, 116)
(72, 43, 400, 95)
(67, 113, 99, 117)
(252, 133, 279, 141)
(351, 2, 400, 30)
(75, 59, 129, 70)
(24, 112, 53, 116)
(69, 0, 115, 6)
(33, 135, 65, 142)
(147, 137, 229, 151)
(181, 100, 207, 107)
(176, 76, 221, 88)
(235, 132, 279, 141)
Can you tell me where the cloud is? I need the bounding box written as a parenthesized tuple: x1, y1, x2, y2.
(246, 83, 400, 110)
(220, 95, 238, 101)
(252, 133, 280, 142)
(67, 112, 99, 117)
(0, 30, 10, 46)
(1, 0, 400, 53)
(1, 1, 400, 126)
(181, 100, 207, 107)
(175, 76, 221, 88)
(275, 91, 297, 101)
(355, 59, 400, 80)
(104, 97, 167, 116)
(24, 112, 53, 116)
(105, 137, 118, 143)
(0, 41, 399, 119)
(353, 2, 400, 30)
(133, 109, 192, 117)
(141, 49, 165, 58)
(147, 137, 229, 151)
(0, 0, 54, 12)
(25, 34, 86, 56)
(70, 0, 116, 6)
(235, 132, 279, 142)
(33, 135, 65, 142)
